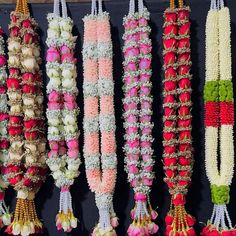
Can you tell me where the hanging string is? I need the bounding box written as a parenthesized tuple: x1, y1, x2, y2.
(98, 0, 103, 14)
(219, 0, 224, 9)
(170, 0, 175, 10)
(16, 0, 23, 13)
(54, 0, 60, 16)
(91, 0, 97, 15)
(138, 0, 144, 14)
(128, 0, 135, 15)
(22, 0, 29, 15)
(61, 0, 68, 18)
(178, 0, 184, 8)
(210, 0, 217, 10)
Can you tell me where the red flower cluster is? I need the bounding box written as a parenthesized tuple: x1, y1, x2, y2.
(202, 225, 236, 236)
(162, 6, 195, 236)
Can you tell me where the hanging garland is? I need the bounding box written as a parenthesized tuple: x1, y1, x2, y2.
(122, 0, 158, 235)
(46, 0, 80, 233)
(5, 0, 47, 235)
(201, 0, 236, 235)
(0, 27, 11, 227)
(162, 0, 197, 235)
(83, 0, 118, 235)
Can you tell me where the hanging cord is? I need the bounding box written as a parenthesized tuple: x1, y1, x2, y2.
(22, 0, 29, 15)
(219, 0, 224, 9)
(138, 0, 144, 14)
(91, 0, 97, 15)
(178, 0, 184, 8)
(170, 0, 175, 9)
(98, 0, 103, 14)
(210, 0, 217, 10)
(54, 0, 60, 16)
(16, 0, 23, 13)
(61, 0, 68, 18)
(128, 0, 135, 15)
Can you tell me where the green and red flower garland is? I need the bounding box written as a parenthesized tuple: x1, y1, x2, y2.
(162, 0, 196, 235)
(202, 0, 236, 235)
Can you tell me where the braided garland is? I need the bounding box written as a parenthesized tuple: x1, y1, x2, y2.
(162, 1, 197, 235)
(83, 2, 118, 235)
(122, 1, 158, 235)
(5, 1, 47, 235)
(202, 1, 236, 235)
(0, 27, 11, 227)
(46, 0, 80, 232)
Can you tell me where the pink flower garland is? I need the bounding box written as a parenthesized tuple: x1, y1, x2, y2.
(83, 3, 118, 235)
(123, 3, 158, 235)
(46, 1, 80, 232)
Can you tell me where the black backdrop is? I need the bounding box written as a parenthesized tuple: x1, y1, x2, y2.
(0, 0, 236, 235)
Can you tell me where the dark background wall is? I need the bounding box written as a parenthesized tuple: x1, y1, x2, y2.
(0, 0, 236, 235)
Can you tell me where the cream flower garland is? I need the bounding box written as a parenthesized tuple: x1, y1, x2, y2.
(46, 0, 80, 232)
(203, 0, 235, 234)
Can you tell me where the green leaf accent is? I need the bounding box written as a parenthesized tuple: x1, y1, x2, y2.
(219, 80, 234, 102)
(204, 81, 219, 102)
(211, 185, 230, 204)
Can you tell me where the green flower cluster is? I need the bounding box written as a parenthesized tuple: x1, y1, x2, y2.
(219, 80, 234, 102)
(211, 185, 230, 204)
(204, 81, 218, 102)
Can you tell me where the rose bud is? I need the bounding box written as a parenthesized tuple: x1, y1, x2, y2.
(164, 157, 177, 166)
(23, 32, 33, 44)
(165, 214, 174, 225)
(179, 157, 191, 166)
(179, 106, 189, 116)
(179, 170, 189, 177)
(22, 19, 31, 28)
(163, 38, 177, 50)
(22, 84, 37, 94)
(22, 72, 34, 82)
(164, 52, 176, 65)
(173, 194, 186, 205)
(139, 17, 148, 26)
(178, 119, 191, 128)
(164, 25, 178, 36)
(165, 169, 175, 178)
(178, 180, 189, 186)
(163, 132, 175, 141)
(164, 120, 175, 127)
(186, 228, 197, 236)
(179, 131, 191, 140)
(0, 85, 6, 94)
(25, 131, 38, 140)
(0, 28, 3, 36)
(178, 53, 190, 64)
(9, 68, 19, 76)
(165, 107, 175, 116)
(0, 55, 6, 66)
(23, 177, 32, 187)
(27, 166, 39, 175)
(164, 12, 177, 22)
(179, 22, 191, 36)
(11, 14, 18, 23)
(164, 94, 175, 103)
(8, 127, 22, 136)
(178, 9, 190, 20)
(165, 180, 174, 189)
(178, 65, 190, 75)
(24, 120, 38, 129)
(179, 143, 191, 152)
(0, 113, 8, 122)
(7, 78, 20, 89)
(9, 174, 22, 185)
(164, 146, 176, 154)
(165, 67, 176, 79)
(179, 92, 190, 102)
(11, 26, 20, 37)
(0, 140, 10, 149)
(164, 80, 176, 91)
(9, 116, 21, 125)
(178, 38, 190, 49)
(186, 215, 196, 227)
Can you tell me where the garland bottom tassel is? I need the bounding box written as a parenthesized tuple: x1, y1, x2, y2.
(6, 195, 43, 235)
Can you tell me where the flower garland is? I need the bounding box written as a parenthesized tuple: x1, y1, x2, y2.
(162, 0, 197, 235)
(83, 0, 118, 235)
(5, 0, 47, 235)
(46, 0, 80, 232)
(0, 27, 11, 227)
(122, 0, 158, 235)
(202, 0, 236, 235)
